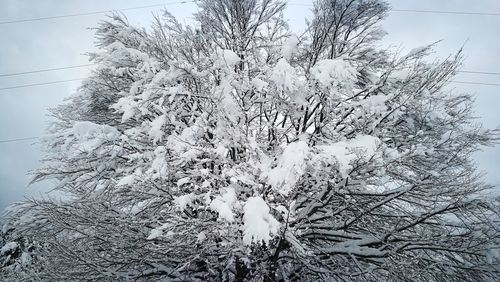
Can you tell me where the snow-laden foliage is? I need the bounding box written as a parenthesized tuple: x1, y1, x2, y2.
(1, 207, 42, 280)
(2, 0, 500, 280)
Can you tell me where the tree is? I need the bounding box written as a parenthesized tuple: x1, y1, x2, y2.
(0, 208, 41, 280)
(2, 0, 499, 280)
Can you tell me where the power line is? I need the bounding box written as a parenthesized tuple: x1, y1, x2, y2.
(3, 63, 500, 78)
(0, 64, 94, 78)
(1, 77, 500, 93)
(288, 3, 311, 6)
(0, 137, 38, 144)
(1, 79, 500, 143)
(451, 81, 500, 87)
(391, 9, 500, 17)
(0, 78, 84, 91)
(0, 1, 194, 25)
(458, 70, 500, 76)
(288, 3, 500, 17)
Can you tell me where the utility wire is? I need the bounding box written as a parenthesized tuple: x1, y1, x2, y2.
(0, 64, 94, 77)
(391, 9, 500, 17)
(0, 1, 194, 25)
(288, 3, 500, 16)
(2, 64, 500, 78)
(2, 1, 498, 26)
(1, 77, 500, 92)
(458, 70, 500, 76)
(0, 137, 38, 144)
(450, 81, 500, 87)
(0, 78, 84, 91)
(2, 80, 500, 143)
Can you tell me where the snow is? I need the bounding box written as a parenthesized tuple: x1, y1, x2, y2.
(167, 124, 203, 159)
(72, 121, 119, 143)
(106, 41, 152, 67)
(1, 241, 18, 255)
(243, 197, 280, 245)
(146, 146, 168, 179)
(147, 228, 163, 240)
(209, 187, 237, 222)
(270, 58, 300, 92)
(196, 232, 206, 243)
(214, 143, 228, 158)
(217, 78, 242, 121)
(251, 77, 268, 91)
(176, 177, 191, 187)
(129, 199, 151, 215)
(322, 238, 387, 257)
(439, 130, 452, 144)
(113, 96, 137, 122)
(311, 58, 357, 88)
(62, 121, 120, 156)
(405, 46, 429, 58)
(486, 247, 500, 264)
(266, 139, 309, 195)
(20, 252, 32, 266)
(2, 223, 9, 234)
(174, 193, 195, 211)
(149, 114, 167, 143)
(72, 121, 119, 140)
(358, 94, 388, 114)
(269, 58, 306, 104)
(116, 174, 136, 186)
(146, 223, 173, 240)
(315, 135, 380, 177)
(201, 180, 211, 188)
(281, 35, 299, 60)
(214, 49, 240, 69)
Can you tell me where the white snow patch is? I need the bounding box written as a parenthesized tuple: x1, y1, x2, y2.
(20, 252, 32, 266)
(1, 241, 18, 255)
(243, 197, 280, 245)
(405, 46, 429, 58)
(66, 121, 120, 155)
(217, 78, 242, 121)
(251, 77, 268, 91)
(210, 187, 237, 222)
(167, 124, 203, 160)
(311, 58, 357, 88)
(196, 231, 206, 243)
(116, 174, 136, 186)
(174, 193, 195, 211)
(201, 180, 211, 188)
(2, 224, 9, 234)
(214, 49, 240, 69)
(266, 139, 309, 196)
(146, 223, 173, 240)
(146, 146, 168, 179)
(147, 228, 163, 240)
(72, 121, 119, 140)
(149, 114, 167, 143)
(113, 96, 137, 122)
(315, 135, 379, 177)
(129, 199, 150, 215)
(358, 94, 388, 114)
(270, 58, 300, 92)
(176, 177, 191, 187)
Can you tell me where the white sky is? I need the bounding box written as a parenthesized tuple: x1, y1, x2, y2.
(0, 0, 499, 211)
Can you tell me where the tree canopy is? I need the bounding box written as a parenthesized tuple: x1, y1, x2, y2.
(2, 0, 499, 281)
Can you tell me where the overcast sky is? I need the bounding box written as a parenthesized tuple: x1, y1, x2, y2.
(0, 0, 499, 212)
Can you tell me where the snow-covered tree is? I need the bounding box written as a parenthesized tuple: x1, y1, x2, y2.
(0, 213, 41, 280)
(2, 0, 499, 280)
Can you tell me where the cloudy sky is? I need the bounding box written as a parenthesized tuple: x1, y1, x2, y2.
(0, 0, 499, 212)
